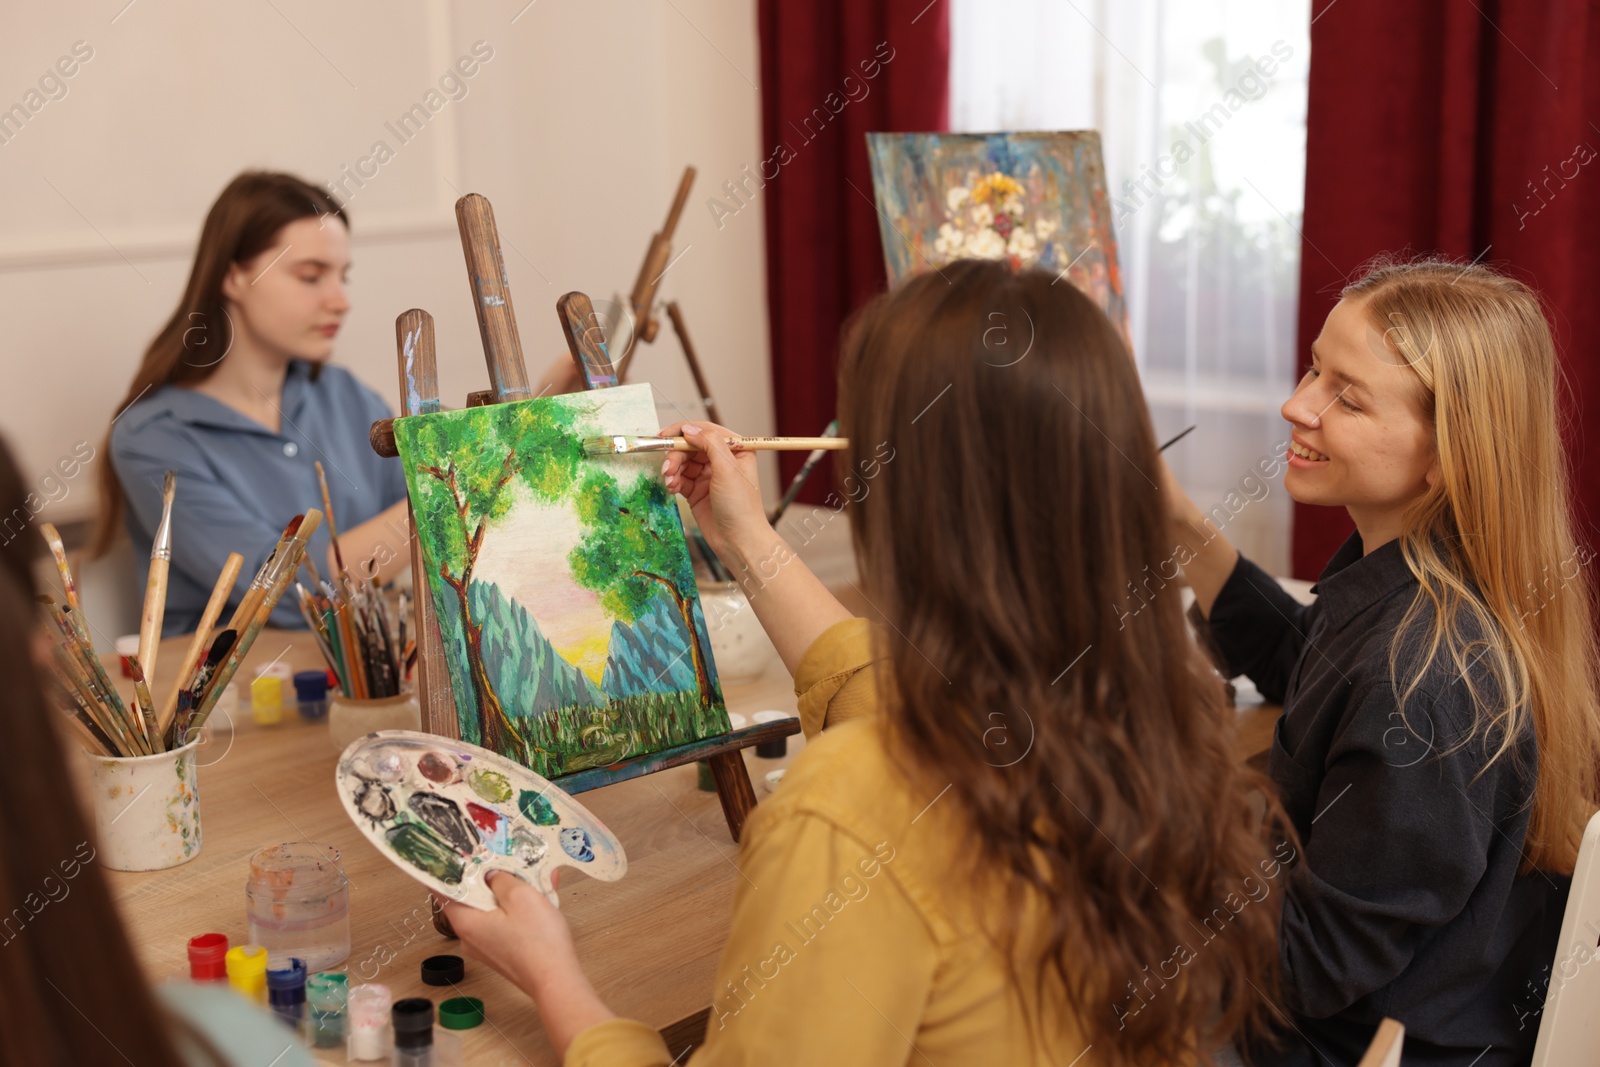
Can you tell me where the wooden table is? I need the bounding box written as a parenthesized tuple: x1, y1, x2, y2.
(92, 628, 812, 1066)
(94, 627, 1281, 1066)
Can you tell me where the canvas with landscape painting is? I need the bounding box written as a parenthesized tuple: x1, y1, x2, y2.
(393, 383, 729, 780)
(867, 131, 1127, 331)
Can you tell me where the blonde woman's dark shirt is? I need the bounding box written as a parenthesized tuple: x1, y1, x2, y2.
(1205, 532, 1565, 1067)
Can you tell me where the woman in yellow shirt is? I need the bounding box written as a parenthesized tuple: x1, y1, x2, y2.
(444, 260, 1292, 1066)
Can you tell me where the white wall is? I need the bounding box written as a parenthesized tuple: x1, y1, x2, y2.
(1, 0, 773, 634)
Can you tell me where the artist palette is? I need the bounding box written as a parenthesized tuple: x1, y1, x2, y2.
(335, 730, 626, 910)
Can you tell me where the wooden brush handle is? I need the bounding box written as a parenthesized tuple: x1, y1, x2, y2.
(135, 555, 168, 733)
(157, 552, 242, 742)
(193, 512, 321, 730)
(684, 436, 846, 452)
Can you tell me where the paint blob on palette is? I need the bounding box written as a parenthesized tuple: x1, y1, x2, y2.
(335, 730, 626, 909)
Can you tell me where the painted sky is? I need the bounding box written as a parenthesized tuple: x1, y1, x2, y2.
(474, 483, 614, 683)
(469, 386, 663, 685)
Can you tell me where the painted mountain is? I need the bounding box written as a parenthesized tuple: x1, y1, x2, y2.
(602, 593, 719, 698)
(394, 384, 731, 779)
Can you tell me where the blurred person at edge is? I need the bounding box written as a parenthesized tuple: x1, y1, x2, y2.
(0, 432, 320, 1066)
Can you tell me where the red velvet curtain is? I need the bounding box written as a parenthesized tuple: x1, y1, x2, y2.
(757, 0, 949, 506)
(1292, 0, 1600, 578)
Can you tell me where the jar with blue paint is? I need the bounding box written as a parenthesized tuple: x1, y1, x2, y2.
(294, 670, 330, 720)
(266, 957, 308, 1038)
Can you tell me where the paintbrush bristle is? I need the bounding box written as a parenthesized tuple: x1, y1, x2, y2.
(162, 469, 176, 502)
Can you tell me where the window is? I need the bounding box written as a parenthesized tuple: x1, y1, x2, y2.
(951, 0, 1311, 574)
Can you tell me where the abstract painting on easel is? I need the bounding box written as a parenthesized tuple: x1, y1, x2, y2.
(866, 131, 1127, 331)
(393, 383, 729, 779)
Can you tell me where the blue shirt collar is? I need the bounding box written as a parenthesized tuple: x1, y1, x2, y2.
(125, 360, 316, 436)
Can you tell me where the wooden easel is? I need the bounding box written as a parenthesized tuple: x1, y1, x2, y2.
(370, 193, 798, 847)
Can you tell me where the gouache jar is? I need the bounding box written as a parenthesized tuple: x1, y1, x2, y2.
(115, 634, 140, 678)
(251, 675, 284, 726)
(245, 842, 351, 971)
(225, 944, 268, 1005)
(392, 997, 435, 1067)
(187, 933, 229, 981)
(752, 710, 796, 759)
(308, 971, 349, 1049)
(266, 957, 308, 1036)
(294, 670, 330, 721)
(348, 983, 393, 1062)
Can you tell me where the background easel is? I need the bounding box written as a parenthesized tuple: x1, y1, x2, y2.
(371, 193, 799, 847)
(609, 167, 724, 424)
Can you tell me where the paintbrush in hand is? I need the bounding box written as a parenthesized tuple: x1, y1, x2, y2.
(1159, 425, 1197, 452)
(583, 434, 848, 456)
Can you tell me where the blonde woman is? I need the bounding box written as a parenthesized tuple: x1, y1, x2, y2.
(1171, 259, 1600, 1065)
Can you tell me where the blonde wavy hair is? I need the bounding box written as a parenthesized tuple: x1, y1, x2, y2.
(1345, 257, 1600, 873)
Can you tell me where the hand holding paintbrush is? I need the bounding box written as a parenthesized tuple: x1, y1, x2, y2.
(655, 421, 771, 569)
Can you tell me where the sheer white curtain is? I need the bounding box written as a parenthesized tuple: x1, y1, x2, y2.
(951, 0, 1311, 574)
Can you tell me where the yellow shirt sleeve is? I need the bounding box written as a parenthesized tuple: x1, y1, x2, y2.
(565, 809, 938, 1067)
(565, 1018, 675, 1067)
(793, 617, 882, 737)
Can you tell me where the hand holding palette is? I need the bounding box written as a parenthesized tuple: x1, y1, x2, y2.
(335, 731, 626, 909)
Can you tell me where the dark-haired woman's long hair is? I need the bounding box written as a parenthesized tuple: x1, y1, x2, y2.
(837, 260, 1291, 1064)
(91, 171, 346, 557)
(0, 439, 225, 1064)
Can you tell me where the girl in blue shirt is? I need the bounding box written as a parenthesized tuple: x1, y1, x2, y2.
(95, 172, 406, 632)
(94, 171, 575, 632)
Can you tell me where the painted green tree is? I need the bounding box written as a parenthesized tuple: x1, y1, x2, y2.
(567, 468, 716, 706)
(403, 400, 589, 760)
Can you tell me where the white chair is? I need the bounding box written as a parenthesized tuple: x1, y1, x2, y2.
(1531, 810, 1600, 1066)
(1357, 1018, 1404, 1067)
